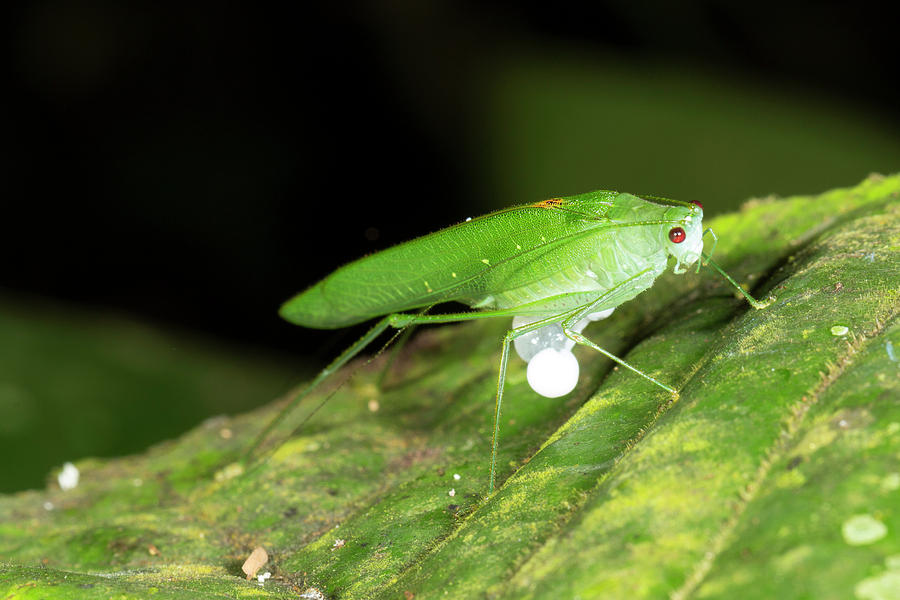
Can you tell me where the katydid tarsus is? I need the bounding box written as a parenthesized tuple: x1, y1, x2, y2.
(250, 190, 774, 492)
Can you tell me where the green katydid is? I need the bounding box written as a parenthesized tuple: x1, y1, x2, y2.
(250, 190, 773, 492)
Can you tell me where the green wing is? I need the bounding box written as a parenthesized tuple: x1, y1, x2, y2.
(280, 191, 622, 328)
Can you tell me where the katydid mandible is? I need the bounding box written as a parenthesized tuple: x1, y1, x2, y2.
(251, 190, 773, 492)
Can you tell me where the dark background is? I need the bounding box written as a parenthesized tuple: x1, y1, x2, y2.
(3, 1, 900, 491)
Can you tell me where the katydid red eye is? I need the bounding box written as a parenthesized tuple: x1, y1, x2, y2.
(691, 200, 703, 210)
(669, 227, 686, 243)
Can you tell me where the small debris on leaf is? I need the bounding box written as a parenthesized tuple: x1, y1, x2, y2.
(58, 462, 79, 491)
(830, 325, 849, 336)
(241, 546, 268, 579)
(300, 587, 326, 599)
(147, 544, 160, 556)
(368, 399, 380, 412)
(215, 462, 244, 482)
(453, 473, 461, 480)
(332, 538, 345, 550)
(448, 488, 456, 497)
(257, 571, 271, 585)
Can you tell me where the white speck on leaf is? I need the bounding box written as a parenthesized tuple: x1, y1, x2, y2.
(453, 473, 461, 480)
(58, 462, 79, 491)
(842, 514, 887, 546)
(448, 488, 456, 497)
(854, 571, 900, 600)
(831, 325, 849, 336)
(881, 473, 900, 492)
(332, 538, 345, 550)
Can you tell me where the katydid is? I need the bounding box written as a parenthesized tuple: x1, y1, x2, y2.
(252, 190, 773, 492)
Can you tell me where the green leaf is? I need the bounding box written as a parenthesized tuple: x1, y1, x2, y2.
(2, 175, 898, 599)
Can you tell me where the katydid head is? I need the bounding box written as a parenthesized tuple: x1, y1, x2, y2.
(665, 201, 704, 274)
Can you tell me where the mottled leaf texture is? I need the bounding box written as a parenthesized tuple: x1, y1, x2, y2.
(2, 175, 898, 600)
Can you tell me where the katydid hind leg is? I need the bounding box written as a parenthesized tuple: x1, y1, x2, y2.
(375, 323, 417, 390)
(246, 306, 567, 472)
(244, 315, 398, 464)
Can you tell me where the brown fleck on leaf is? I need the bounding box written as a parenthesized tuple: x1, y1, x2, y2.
(241, 546, 268, 580)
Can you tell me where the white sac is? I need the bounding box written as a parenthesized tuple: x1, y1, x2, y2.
(512, 308, 615, 397)
(527, 348, 579, 398)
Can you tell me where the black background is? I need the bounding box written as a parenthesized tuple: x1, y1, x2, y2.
(6, 1, 899, 357)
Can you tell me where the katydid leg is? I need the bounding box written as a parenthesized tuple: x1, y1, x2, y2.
(375, 323, 417, 390)
(245, 306, 577, 472)
(560, 328, 677, 397)
(245, 314, 399, 462)
(561, 269, 679, 397)
(488, 310, 587, 493)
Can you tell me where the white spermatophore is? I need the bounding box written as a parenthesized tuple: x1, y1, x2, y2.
(512, 309, 615, 398)
(527, 348, 579, 398)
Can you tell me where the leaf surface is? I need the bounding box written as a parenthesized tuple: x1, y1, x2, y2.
(2, 175, 898, 599)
